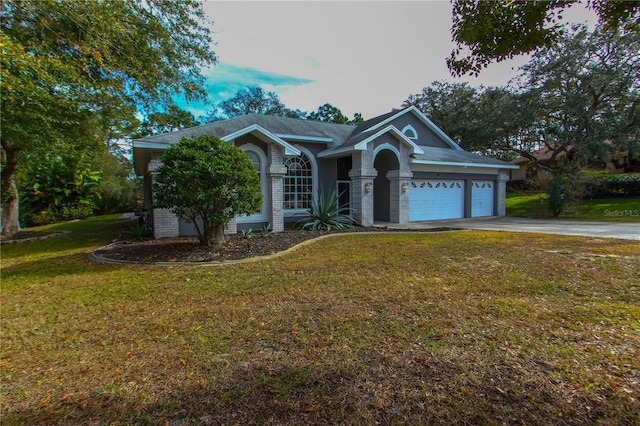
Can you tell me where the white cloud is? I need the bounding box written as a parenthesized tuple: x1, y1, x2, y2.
(193, 1, 598, 119)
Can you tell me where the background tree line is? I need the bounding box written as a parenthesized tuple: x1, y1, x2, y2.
(404, 23, 639, 214)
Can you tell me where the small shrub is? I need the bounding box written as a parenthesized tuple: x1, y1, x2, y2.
(546, 174, 567, 217)
(260, 223, 274, 238)
(600, 173, 640, 197)
(128, 223, 152, 241)
(296, 185, 355, 231)
(25, 205, 95, 227)
(241, 228, 253, 239)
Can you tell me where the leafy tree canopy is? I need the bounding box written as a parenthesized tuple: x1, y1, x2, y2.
(519, 24, 640, 168)
(411, 23, 639, 215)
(307, 103, 364, 124)
(407, 24, 639, 164)
(133, 105, 199, 138)
(203, 86, 305, 122)
(448, 0, 640, 76)
(153, 136, 262, 246)
(1, 0, 216, 235)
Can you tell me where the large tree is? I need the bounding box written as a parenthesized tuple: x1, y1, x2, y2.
(1, 0, 216, 235)
(153, 136, 262, 246)
(203, 86, 304, 122)
(519, 25, 640, 163)
(403, 82, 538, 159)
(519, 24, 640, 214)
(448, 0, 640, 76)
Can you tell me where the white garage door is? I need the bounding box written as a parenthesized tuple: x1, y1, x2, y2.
(471, 180, 494, 217)
(409, 179, 464, 221)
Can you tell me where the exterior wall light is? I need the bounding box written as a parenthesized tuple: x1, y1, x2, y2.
(401, 183, 409, 193)
(364, 182, 373, 193)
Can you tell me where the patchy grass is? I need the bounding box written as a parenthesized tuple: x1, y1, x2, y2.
(507, 192, 640, 222)
(506, 192, 550, 217)
(561, 197, 640, 222)
(1, 216, 639, 425)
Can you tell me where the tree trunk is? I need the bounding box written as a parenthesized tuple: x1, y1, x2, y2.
(215, 225, 226, 244)
(1, 140, 21, 236)
(204, 224, 226, 247)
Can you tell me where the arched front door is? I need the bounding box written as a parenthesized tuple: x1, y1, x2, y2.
(373, 149, 400, 222)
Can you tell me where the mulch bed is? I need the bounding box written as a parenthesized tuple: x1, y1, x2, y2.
(95, 226, 382, 263)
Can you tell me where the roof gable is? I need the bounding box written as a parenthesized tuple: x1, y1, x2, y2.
(359, 106, 463, 151)
(221, 124, 300, 156)
(318, 125, 424, 158)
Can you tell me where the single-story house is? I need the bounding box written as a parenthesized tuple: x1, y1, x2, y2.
(509, 147, 566, 183)
(133, 106, 518, 238)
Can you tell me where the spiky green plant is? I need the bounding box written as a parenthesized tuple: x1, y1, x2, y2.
(296, 185, 355, 231)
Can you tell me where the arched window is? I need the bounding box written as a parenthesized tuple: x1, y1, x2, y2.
(246, 151, 260, 172)
(284, 153, 313, 210)
(402, 124, 418, 140)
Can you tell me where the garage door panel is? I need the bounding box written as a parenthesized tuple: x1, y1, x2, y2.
(409, 179, 464, 221)
(471, 180, 494, 217)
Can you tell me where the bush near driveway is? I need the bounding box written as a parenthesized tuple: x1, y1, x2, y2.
(1, 215, 639, 424)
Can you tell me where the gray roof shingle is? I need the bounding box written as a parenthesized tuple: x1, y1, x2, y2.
(135, 112, 515, 169)
(136, 115, 356, 145)
(414, 146, 516, 168)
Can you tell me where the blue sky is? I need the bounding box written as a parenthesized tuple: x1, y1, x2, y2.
(178, 1, 596, 121)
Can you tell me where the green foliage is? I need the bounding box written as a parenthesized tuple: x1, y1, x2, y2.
(133, 105, 199, 138)
(296, 185, 355, 231)
(600, 173, 640, 197)
(448, 0, 640, 76)
(403, 82, 539, 159)
(1, 0, 216, 234)
(578, 172, 640, 198)
(546, 173, 568, 217)
(242, 228, 253, 239)
(307, 103, 364, 124)
(153, 136, 262, 246)
(92, 152, 141, 214)
(545, 170, 603, 217)
(521, 25, 640, 167)
(545, 171, 640, 217)
(261, 223, 275, 238)
(25, 206, 96, 227)
(19, 155, 102, 226)
(204, 86, 304, 122)
(411, 24, 639, 199)
(127, 223, 152, 242)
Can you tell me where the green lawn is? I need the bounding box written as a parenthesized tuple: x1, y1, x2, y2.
(507, 192, 640, 221)
(1, 216, 639, 424)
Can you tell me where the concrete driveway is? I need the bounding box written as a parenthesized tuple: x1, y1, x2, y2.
(377, 217, 640, 240)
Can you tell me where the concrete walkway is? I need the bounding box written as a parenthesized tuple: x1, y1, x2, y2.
(375, 216, 640, 241)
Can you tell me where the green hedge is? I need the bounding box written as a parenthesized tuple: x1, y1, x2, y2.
(596, 173, 640, 197)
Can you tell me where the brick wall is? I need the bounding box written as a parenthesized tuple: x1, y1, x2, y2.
(267, 144, 286, 232)
(149, 152, 180, 239)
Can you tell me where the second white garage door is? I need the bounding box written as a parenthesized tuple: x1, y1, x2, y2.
(471, 180, 494, 217)
(409, 179, 464, 221)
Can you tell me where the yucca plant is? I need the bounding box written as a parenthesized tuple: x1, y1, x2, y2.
(261, 223, 275, 238)
(128, 223, 152, 241)
(296, 185, 355, 231)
